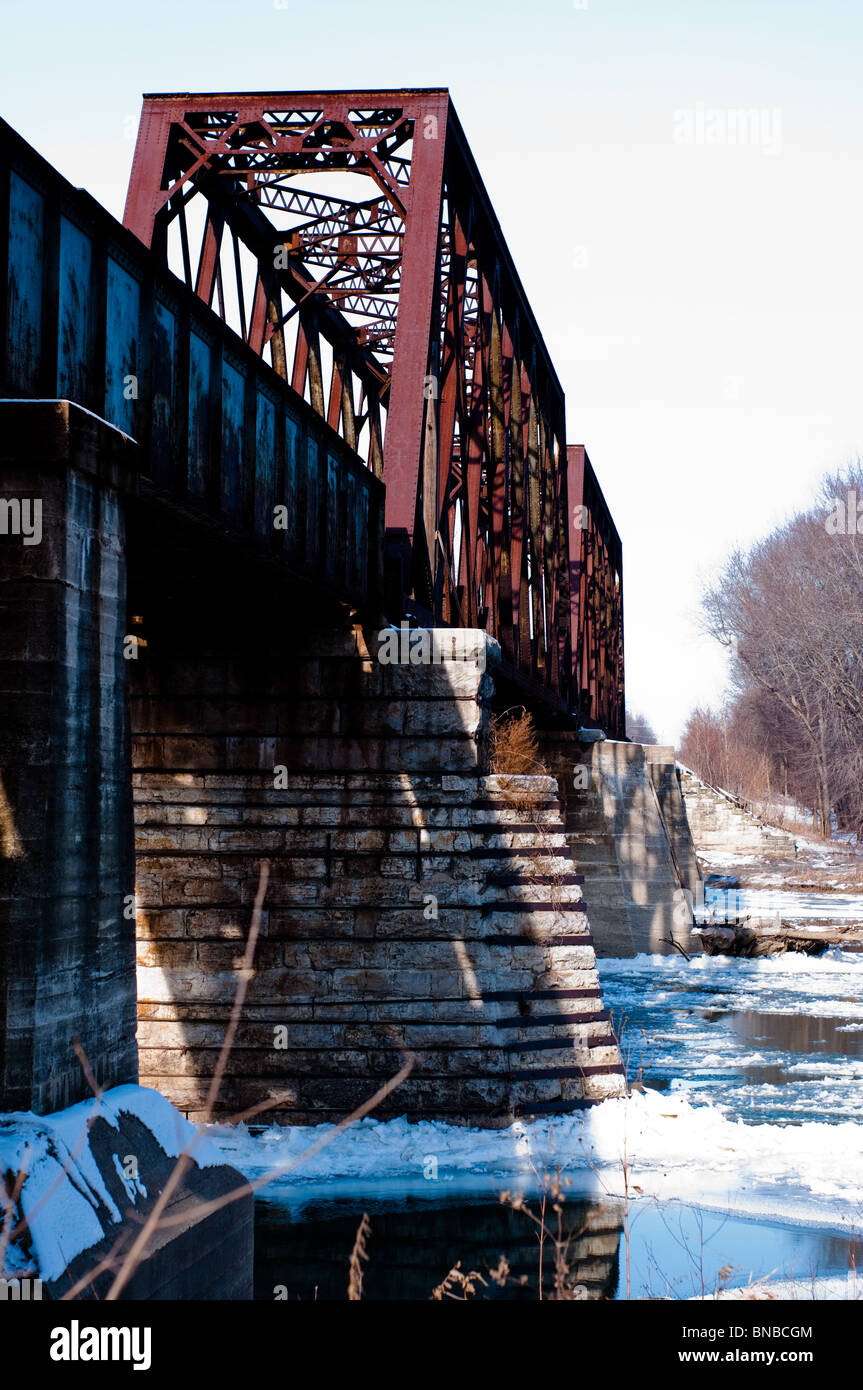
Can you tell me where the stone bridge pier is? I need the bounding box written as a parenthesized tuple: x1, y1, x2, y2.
(130, 550, 626, 1123)
(1, 401, 626, 1130)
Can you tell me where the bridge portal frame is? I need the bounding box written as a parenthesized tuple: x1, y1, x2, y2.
(123, 90, 599, 721)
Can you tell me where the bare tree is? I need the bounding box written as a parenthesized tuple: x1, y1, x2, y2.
(626, 709, 659, 744)
(688, 459, 863, 837)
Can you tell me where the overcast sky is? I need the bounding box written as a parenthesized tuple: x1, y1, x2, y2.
(3, 0, 861, 742)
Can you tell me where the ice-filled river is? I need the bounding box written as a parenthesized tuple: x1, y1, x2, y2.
(211, 950, 863, 1299)
(598, 949, 863, 1126)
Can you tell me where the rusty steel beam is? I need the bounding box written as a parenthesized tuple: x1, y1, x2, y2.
(567, 446, 625, 738)
(123, 90, 623, 716)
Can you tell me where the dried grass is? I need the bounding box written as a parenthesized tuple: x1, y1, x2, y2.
(488, 708, 551, 818)
(489, 708, 548, 778)
(430, 1261, 488, 1301)
(347, 1213, 371, 1300)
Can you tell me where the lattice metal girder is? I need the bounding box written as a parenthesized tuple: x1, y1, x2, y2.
(123, 90, 620, 713)
(567, 446, 625, 737)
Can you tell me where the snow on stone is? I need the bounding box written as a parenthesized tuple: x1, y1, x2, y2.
(0, 1084, 222, 1281)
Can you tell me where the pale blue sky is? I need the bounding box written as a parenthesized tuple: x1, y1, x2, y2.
(3, 0, 862, 741)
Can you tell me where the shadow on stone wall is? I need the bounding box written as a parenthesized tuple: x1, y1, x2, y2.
(128, 525, 625, 1126)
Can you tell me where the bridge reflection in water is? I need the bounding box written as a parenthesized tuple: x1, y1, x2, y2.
(254, 1193, 624, 1301)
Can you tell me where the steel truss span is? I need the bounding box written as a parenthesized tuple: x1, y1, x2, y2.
(124, 89, 624, 731)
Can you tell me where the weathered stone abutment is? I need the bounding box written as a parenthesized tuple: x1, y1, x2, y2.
(132, 603, 626, 1124)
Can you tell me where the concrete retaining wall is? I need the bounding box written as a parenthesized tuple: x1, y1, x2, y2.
(541, 737, 698, 957)
(0, 402, 138, 1112)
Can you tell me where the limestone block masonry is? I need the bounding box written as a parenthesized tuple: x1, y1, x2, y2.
(133, 627, 627, 1125)
(678, 767, 798, 861)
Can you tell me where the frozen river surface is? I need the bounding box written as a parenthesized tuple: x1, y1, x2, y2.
(212, 951, 863, 1298)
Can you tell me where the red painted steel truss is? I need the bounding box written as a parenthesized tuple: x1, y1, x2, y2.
(124, 89, 621, 724)
(567, 447, 624, 737)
